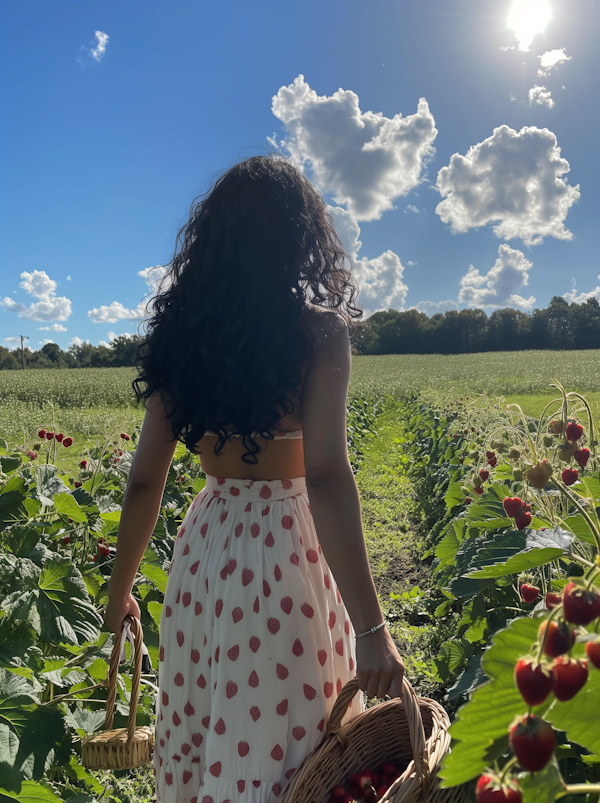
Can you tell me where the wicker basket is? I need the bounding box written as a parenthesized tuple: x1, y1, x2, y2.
(277, 676, 469, 803)
(81, 615, 154, 770)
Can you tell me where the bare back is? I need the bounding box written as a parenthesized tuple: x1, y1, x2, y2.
(195, 305, 351, 481)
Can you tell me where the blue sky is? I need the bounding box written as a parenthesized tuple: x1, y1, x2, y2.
(1, 0, 598, 351)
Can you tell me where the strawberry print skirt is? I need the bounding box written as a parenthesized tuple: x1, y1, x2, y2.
(154, 474, 365, 803)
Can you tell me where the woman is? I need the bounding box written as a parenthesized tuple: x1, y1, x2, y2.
(104, 154, 405, 803)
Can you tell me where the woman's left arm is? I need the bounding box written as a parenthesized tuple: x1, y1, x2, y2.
(104, 393, 178, 634)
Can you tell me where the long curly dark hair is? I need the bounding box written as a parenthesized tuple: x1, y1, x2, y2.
(134, 153, 362, 463)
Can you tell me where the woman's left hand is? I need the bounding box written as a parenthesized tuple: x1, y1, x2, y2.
(104, 591, 141, 637)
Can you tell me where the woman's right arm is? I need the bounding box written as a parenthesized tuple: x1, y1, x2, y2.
(301, 311, 405, 699)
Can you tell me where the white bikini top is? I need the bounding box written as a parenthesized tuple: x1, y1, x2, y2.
(203, 428, 303, 440)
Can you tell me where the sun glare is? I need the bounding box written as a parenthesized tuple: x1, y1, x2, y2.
(507, 0, 552, 51)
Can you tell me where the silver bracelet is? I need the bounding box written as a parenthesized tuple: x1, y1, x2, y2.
(355, 621, 386, 639)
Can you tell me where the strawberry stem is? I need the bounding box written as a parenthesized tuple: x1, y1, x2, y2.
(556, 783, 600, 797)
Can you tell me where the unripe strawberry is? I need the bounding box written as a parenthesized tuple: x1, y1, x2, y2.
(514, 658, 555, 706)
(473, 475, 483, 488)
(469, 451, 479, 459)
(63, 437, 73, 447)
(565, 421, 584, 442)
(552, 657, 588, 701)
(520, 583, 540, 603)
(586, 638, 600, 670)
(514, 512, 532, 530)
(509, 715, 556, 772)
(512, 469, 523, 481)
(55, 433, 64, 443)
(38, 429, 46, 438)
(33, 442, 41, 450)
(509, 448, 521, 461)
(539, 619, 575, 658)
(543, 435, 554, 447)
(503, 497, 523, 517)
(561, 467, 578, 486)
(548, 419, 564, 435)
(545, 592, 562, 610)
(526, 459, 553, 489)
(563, 581, 600, 625)
(573, 448, 590, 469)
(479, 469, 489, 481)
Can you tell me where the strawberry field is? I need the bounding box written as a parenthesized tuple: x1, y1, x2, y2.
(2, 356, 600, 803)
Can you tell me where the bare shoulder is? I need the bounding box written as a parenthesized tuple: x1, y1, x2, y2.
(302, 304, 348, 370)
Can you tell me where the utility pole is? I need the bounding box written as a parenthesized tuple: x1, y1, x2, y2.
(20, 335, 29, 369)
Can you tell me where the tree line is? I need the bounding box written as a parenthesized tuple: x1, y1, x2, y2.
(1, 296, 599, 369)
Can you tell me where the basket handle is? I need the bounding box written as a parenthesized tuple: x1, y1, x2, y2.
(104, 615, 144, 748)
(325, 675, 429, 790)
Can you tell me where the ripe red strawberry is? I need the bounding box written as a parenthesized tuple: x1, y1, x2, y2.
(55, 433, 64, 443)
(585, 638, 600, 670)
(486, 450, 495, 461)
(552, 657, 588, 701)
(38, 429, 46, 438)
(26, 450, 38, 460)
(46, 431, 55, 440)
(93, 554, 98, 562)
(565, 421, 584, 442)
(573, 448, 590, 468)
(563, 581, 600, 626)
(514, 512, 532, 531)
(509, 715, 556, 772)
(520, 584, 540, 604)
(539, 619, 575, 658)
(331, 785, 347, 799)
(63, 437, 73, 447)
(488, 456, 498, 468)
(473, 486, 484, 495)
(561, 467, 578, 486)
(503, 497, 523, 517)
(476, 774, 522, 803)
(120, 432, 131, 440)
(464, 497, 473, 505)
(74, 481, 82, 488)
(514, 658, 555, 706)
(62, 536, 71, 544)
(548, 419, 564, 435)
(376, 784, 390, 797)
(479, 469, 490, 481)
(381, 761, 399, 778)
(545, 592, 563, 610)
(79, 460, 88, 469)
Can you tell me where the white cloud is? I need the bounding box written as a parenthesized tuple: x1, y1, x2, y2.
(538, 48, 571, 76)
(435, 125, 580, 246)
(458, 244, 535, 309)
(413, 300, 458, 315)
(327, 205, 362, 260)
(88, 301, 146, 324)
(91, 31, 109, 62)
(510, 94, 517, 102)
(38, 323, 67, 332)
(528, 85, 555, 108)
(138, 265, 170, 293)
(271, 75, 437, 221)
(404, 205, 420, 214)
(66, 275, 72, 281)
(68, 336, 89, 348)
(563, 276, 600, 304)
(352, 250, 408, 317)
(507, 0, 552, 51)
(1, 270, 72, 321)
(107, 330, 137, 342)
(39, 339, 55, 346)
(2, 337, 20, 349)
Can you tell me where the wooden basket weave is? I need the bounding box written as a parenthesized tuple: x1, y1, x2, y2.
(278, 676, 469, 803)
(81, 616, 153, 770)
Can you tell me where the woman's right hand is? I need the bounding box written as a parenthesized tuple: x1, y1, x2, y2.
(354, 626, 405, 699)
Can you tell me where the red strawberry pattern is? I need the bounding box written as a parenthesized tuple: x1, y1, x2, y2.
(154, 475, 364, 803)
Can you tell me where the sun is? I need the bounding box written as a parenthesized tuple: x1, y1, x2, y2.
(507, 0, 552, 51)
